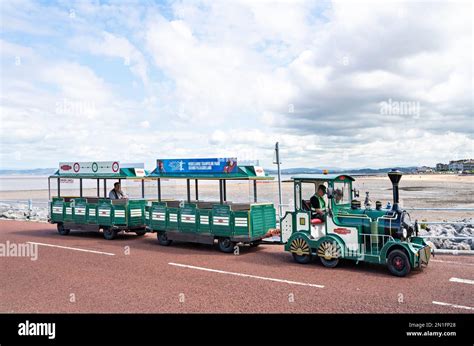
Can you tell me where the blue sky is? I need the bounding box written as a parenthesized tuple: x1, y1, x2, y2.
(0, 0, 472, 170)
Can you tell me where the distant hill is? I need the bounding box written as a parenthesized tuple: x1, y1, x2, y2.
(265, 167, 418, 175)
(0, 168, 56, 176)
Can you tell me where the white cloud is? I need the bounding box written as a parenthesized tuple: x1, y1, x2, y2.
(0, 0, 472, 169)
(70, 32, 149, 85)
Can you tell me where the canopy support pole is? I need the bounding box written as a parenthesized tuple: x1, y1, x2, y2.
(195, 179, 199, 200)
(48, 177, 51, 200)
(157, 178, 161, 201)
(275, 142, 283, 219)
(253, 180, 257, 203)
(79, 178, 83, 198)
(97, 179, 100, 197)
(223, 180, 227, 202)
(57, 178, 61, 198)
(104, 179, 107, 198)
(141, 179, 145, 198)
(219, 180, 224, 204)
(186, 179, 191, 202)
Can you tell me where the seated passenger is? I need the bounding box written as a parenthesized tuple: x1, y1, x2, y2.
(109, 182, 127, 200)
(310, 185, 327, 221)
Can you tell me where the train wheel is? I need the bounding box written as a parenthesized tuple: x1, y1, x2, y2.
(290, 238, 311, 264)
(157, 232, 172, 246)
(387, 249, 411, 277)
(103, 227, 117, 240)
(317, 241, 341, 268)
(218, 238, 235, 253)
(57, 223, 70, 236)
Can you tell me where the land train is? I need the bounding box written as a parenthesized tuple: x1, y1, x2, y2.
(48, 159, 431, 277)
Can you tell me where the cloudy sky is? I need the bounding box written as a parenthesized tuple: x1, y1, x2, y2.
(0, 0, 472, 170)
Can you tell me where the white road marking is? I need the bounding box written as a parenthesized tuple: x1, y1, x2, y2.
(449, 277, 474, 285)
(431, 259, 474, 266)
(432, 301, 474, 311)
(168, 262, 324, 288)
(27, 242, 115, 256)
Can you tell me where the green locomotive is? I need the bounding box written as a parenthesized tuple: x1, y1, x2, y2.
(282, 170, 431, 276)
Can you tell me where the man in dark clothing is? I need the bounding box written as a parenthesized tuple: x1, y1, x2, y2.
(310, 184, 327, 220)
(109, 182, 126, 200)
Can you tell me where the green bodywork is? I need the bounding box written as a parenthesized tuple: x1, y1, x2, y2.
(50, 197, 147, 229)
(48, 167, 149, 231)
(283, 174, 431, 269)
(147, 201, 276, 242)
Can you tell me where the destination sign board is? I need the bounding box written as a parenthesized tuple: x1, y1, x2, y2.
(156, 158, 237, 174)
(59, 161, 120, 175)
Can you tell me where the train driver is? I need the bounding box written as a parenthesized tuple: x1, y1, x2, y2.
(310, 184, 327, 220)
(109, 182, 127, 200)
(334, 188, 343, 204)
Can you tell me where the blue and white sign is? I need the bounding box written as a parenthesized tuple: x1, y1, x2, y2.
(156, 158, 238, 174)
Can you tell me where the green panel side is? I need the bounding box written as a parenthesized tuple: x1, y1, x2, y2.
(113, 205, 127, 225)
(51, 198, 64, 223)
(127, 200, 146, 226)
(211, 204, 232, 237)
(72, 198, 87, 224)
(180, 203, 197, 233)
(63, 202, 74, 222)
(97, 199, 113, 226)
(233, 211, 250, 237)
(167, 207, 180, 230)
(150, 202, 167, 230)
(197, 209, 211, 233)
(250, 204, 276, 238)
(87, 203, 97, 224)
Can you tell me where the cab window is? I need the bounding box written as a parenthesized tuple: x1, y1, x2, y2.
(333, 181, 351, 205)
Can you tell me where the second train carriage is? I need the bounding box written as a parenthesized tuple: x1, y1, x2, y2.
(146, 158, 277, 252)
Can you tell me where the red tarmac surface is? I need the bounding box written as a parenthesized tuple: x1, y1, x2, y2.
(0, 220, 473, 313)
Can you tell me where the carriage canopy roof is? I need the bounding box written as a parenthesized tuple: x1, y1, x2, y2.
(291, 174, 355, 182)
(149, 158, 273, 180)
(149, 165, 273, 180)
(49, 161, 149, 179)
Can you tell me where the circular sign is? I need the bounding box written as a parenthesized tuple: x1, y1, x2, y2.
(92, 162, 98, 173)
(73, 163, 80, 173)
(112, 161, 119, 173)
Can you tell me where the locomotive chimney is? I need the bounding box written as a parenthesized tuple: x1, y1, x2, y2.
(388, 169, 402, 211)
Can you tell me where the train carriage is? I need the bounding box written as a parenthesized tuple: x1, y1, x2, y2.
(146, 158, 277, 252)
(48, 161, 149, 239)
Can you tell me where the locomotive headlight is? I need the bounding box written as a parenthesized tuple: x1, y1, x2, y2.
(402, 227, 407, 239)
